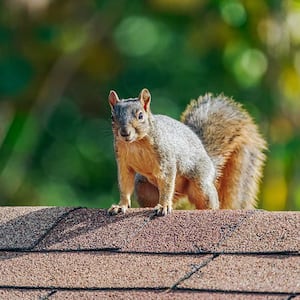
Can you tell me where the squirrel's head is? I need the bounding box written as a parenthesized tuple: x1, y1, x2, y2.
(108, 88, 152, 143)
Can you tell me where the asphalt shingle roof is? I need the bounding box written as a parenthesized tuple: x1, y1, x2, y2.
(0, 207, 299, 299)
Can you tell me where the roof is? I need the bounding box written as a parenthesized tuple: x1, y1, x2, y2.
(0, 207, 299, 299)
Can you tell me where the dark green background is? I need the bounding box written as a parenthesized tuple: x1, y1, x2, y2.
(0, 0, 299, 210)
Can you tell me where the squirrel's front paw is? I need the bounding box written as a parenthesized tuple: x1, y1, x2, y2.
(154, 204, 172, 216)
(107, 204, 128, 216)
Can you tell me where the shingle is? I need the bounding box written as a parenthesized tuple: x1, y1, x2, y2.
(0, 289, 50, 300)
(1, 208, 299, 298)
(51, 291, 287, 300)
(0, 252, 212, 289)
(35, 208, 153, 250)
(0, 207, 73, 250)
(122, 210, 252, 253)
(179, 254, 300, 293)
(216, 211, 300, 253)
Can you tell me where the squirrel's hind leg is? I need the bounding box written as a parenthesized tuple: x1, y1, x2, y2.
(134, 174, 159, 208)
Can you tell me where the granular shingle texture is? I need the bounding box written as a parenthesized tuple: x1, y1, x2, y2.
(179, 255, 300, 293)
(0, 289, 49, 300)
(0, 207, 299, 299)
(0, 207, 73, 250)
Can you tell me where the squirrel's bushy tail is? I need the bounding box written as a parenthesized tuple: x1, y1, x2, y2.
(181, 93, 267, 209)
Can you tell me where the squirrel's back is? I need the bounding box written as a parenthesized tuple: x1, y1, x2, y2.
(181, 93, 267, 208)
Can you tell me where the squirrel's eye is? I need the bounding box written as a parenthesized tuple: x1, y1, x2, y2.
(138, 112, 143, 120)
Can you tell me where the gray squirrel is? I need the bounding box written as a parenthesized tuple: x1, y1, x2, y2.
(108, 88, 266, 216)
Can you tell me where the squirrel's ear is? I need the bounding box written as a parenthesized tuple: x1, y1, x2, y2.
(139, 88, 151, 112)
(108, 90, 120, 109)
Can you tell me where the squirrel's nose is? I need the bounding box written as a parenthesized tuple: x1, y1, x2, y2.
(120, 128, 130, 137)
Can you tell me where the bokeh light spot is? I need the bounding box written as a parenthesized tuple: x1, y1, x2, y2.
(224, 43, 268, 87)
(279, 67, 300, 105)
(114, 16, 170, 57)
(287, 11, 300, 45)
(220, 0, 247, 27)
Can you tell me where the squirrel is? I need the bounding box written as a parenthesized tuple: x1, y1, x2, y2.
(108, 88, 267, 216)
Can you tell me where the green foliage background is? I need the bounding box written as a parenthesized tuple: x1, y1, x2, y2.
(0, 0, 299, 210)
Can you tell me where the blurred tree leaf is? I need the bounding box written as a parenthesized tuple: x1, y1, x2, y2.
(0, 56, 33, 97)
(0, 112, 27, 173)
(46, 99, 82, 142)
